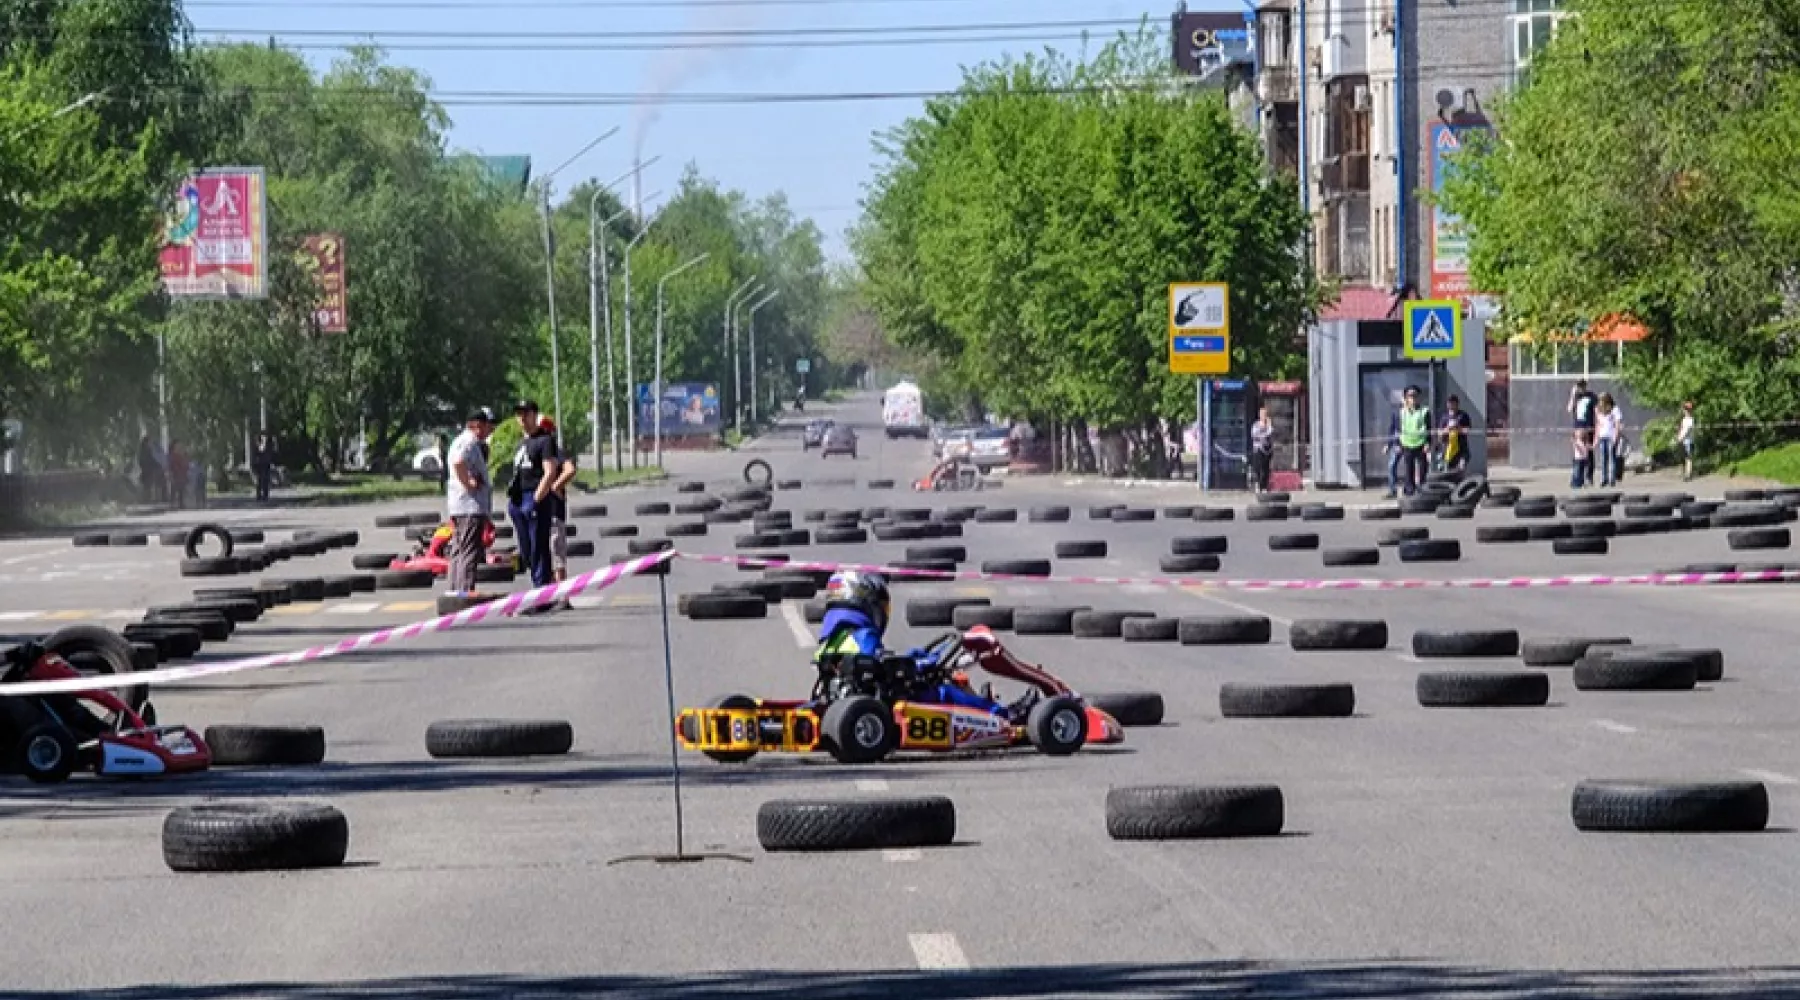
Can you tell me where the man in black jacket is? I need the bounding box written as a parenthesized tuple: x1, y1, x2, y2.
(506, 400, 563, 604)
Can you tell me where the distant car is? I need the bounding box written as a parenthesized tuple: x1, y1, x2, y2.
(412, 445, 444, 473)
(802, 420, 831, 450)
(966, 427, 1012, 470)
(941, 427, 975, 462)
(821, 424, 858, 459)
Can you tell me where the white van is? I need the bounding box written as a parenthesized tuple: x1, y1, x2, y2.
(881, 381, 927, 439)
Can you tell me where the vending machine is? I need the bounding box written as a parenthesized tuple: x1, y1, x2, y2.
(1199, 378, 1251, 491)
(1256, 380, 1307, 492)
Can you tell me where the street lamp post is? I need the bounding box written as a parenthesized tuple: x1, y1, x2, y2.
(746, 289, 780, 427)
(619, 208, 667, 468)
(654, 253, 712, 467)
(722, 276, 758, 436)
(588, 158, 659, 473)
(730, 283, 761, 433)
(2, 90, 105, 143)
(537, 125, 619, 440)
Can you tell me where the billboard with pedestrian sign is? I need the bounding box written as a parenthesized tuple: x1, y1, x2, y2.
(1404, 300, 1462, 360)
(158, 167, 268, 300)
(1168, 282, 1230, 375)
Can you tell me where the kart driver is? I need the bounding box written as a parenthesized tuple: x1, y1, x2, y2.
(814, 570, 1069, 720)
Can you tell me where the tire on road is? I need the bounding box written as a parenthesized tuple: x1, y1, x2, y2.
(179, 557, 241, 577)
(1416, 671, 1550, 708)
(162, 800, 349, 872)
(1475, 525, 1530, 544)
(1085, 691, 1163, 726)
(183, 524, 235, 559)
(1028, 505, 1071, 523)
(1246, 503, 1288, 522)
(1411, 629, 1520, 658)
(1300, 504, 1345, 522)
(45, 625, 148, 713)
(1571, 780, 1768, 833)
(1572, 654, 1698, 691)
(1121, 617, 1179, 643)
(375, 569, 434, 590)
(1288, 619, 1387, 651)
(1728, 527, 1790, 550)
(1527, 523, 1573, 541)
(1322, 547, 1379, 567)
(904, 598, 989, 628)
(1521, 636, 1631, 667)
(1398, 538, 1461, 562)
(1377, 527, 1429, 546)
(1014, 607, 1085, 636)
(757, 796, 956, 852)
(1171, 536, 1228, 555)
(1554, 536, 1609, 556)
(1435, 505, 1476, 520)
(204, 725, 327, 766)
(981, 558, 1051, 577)
(1219, 682, 1354, 718)
(683, 594, 768, 620)
(1159, 554, 1220, 574)
(1358, 506, 1402, 521)
(352, 552, 398, 570)
(1193, 507, 1236, 522)
(865, 479, 896, 490)
(1513, 497, 1557, 518)
(1268, 532, 1319, 551)
(742, 460, 773, 486)
(1399, 495, 1441, 515)
(815, 527, 868, 545)
(1071, 610, 1155, 639)
(973, 508, 1018, 523)
(1178, 616, 1271, 645)
(1054, 540, 1108, 559)
(1105, 785, 1284, 840)
(424, 719, 574, 758)
(952, 605, 1014, 630)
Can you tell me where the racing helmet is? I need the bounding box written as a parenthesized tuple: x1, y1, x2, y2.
(823, 570, 891, 631)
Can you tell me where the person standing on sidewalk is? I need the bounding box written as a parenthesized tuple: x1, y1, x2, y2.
(252, 433, 277, 503)
(1569, 379, 1598, 486)
(1677, 400, 1696, 480)
(1397, 387, 1430, 496)
(1594, 394, 1622, 488)
(1249, 407, 1275, 494)
(445, 407, 495, 597)
(506, 399, 562, 607)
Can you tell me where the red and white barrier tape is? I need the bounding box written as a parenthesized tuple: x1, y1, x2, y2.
(0, 551, 674, 697)
(674, 551, 1800, 593)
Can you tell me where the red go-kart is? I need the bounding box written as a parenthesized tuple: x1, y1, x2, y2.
(0, 639, 210, 783)
(389, 521, 519, 577)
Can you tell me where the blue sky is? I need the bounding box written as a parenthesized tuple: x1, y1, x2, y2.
(183, 0, 1210, 259)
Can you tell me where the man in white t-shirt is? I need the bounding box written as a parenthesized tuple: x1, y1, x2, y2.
(446, 407, 496, 595)
(1677, 401, 1696, 481)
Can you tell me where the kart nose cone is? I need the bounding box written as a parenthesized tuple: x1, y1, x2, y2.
(1085, 708, 1124, 744)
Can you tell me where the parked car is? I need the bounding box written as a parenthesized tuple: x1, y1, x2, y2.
(940, 427, 975, 461)
(821, 424, 858, 459)
(966, 427, 1012, 470)
(802, 419, 832, 450)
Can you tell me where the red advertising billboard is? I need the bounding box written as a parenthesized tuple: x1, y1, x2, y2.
(158, 168, 268, 299)
(300, 234, 348, 333)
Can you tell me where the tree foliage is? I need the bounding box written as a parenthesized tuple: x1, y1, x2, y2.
(853, 29, 1316, 471)
(1442, 0, 1800, 457)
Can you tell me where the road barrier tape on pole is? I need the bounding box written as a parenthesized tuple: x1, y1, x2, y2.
(675, 551, 1800, 593)
(0, 551, 675, 698)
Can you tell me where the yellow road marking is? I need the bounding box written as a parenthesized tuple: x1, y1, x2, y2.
(383, 601, 434, 613)
(955, 585, 994, 598)
(609, 594, 656, 608)
(271, 602, 325, 616)
(44, 610, 94, 621)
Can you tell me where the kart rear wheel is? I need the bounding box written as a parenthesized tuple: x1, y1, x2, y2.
(1027, 694, 1087, 756)
(704, 695, 760, 764)
(822, 695, 894, 765)
(17, 723, 76, 784)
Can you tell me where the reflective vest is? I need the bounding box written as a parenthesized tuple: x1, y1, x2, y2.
(1399, 407, 1429, 449)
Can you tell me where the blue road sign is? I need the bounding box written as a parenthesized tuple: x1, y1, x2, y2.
(1404, 300, 1461, 360)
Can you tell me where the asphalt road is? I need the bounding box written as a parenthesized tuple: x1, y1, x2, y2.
(0, 393, 1797, 999)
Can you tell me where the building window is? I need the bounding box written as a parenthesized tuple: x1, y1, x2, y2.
(1510, 0, 1565, 85)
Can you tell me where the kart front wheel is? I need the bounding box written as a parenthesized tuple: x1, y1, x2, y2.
(1027, 695, 1088, 756)
(822, 695, 894, 765)
(17, 724, 77, 783)
(704, 695, 759, 764)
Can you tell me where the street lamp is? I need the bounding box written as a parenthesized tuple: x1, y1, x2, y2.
(654, 252, 712, 467)
(2, 90, 105, 143)
(539, 125, 620, 439)
(730, 282, 762, 433)
(588, 156, 659, 471)
(746, 289, 780, 427)
(620, 198, 668, 467)
(722, 276, 759, 435)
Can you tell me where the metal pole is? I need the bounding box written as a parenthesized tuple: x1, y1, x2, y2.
(654, 252, 712, 468)
(745, 290, 779, 429)
(1196, 377, 1205, 490)
(624, 239, 638, 467)
(731, 287, 758, 434)
(655, 568, 686, 858)
(540, 187, 565, 436)
(723, 277, 758, 436)
(157, 332, 169, 451)
(1297, 0, 1312, 266)
(589, 198, 604, 474)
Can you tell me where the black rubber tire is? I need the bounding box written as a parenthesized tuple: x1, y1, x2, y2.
(1105, 785, 1284, 840)
(1159, 554, 1220, 574)
(180, 557, 241, 577)
(1288, 619, 1388, 651)
(1576, 518, 1622, 537)
(1246, 503, 1288, 522)
(351, 552, 397, 570)
(777, 479, 803, 491)
(1729, 527, 1790, 550)
(821, 695, 896, 763)
(1714, 505, 1785, 528)
(1322, 547, 1379, 567)
(599, 525, 641, 538)
(1377, 527, 1429, 546)
(1521, 636, 1631, 667)
(71, 531, 111, 547)
(627, 538, 674, 555)
(1359, 506, 1402, 521)
(204, 725, 328, 766)
(1256, 492, 1291, 503)
(1474, 526, 1529, 544)
(567, 540, 597, 558)
(1573, 654, 1698, 691)
(1416, 671, 1551, 708)
(1451, 477, 1489, 505)
(776, 529, 812, 547)
(1554, 536, 1609, 555)
(1054, 540, 1108, 559)
(1528, 523, 1573, 541)
(1162, 506, 1197, 519)
(981, 558, 1051, 577)
(757, 796, 955, 852)
(1087, 505, 1120, 521)
(1410, 629, 1520, 658)
(1613, 647, 1724, 683)
(109, 531, 148, 546)
(45, 625, 148, 713)
(1435, 504, 1476, 520)
(1299, 504, 1345, 522)
(1071, 610, 1155, 639)
(1178, 616, 1271, 645)
(1172, 535, 1228, 556)
(675, 500, 719, 515)
(1219, 682, 1354, 718)
(632, 502, 670, 517)
(802, 597, 828, 624)
(734, 532, 783, 550)
(890, 508, 932, 523)
(1571, 780, 1769, 833)
(373, 514, 411, 528)
(1398, 538, 1461, 562)
(320, 576, 357, 599)
(1513, 497, 1558, 518)
(1479, 495, 1517, 510)
(904, 597, 989, 628)
(815, 527, 869, 545)
(1400, 495, 1441, 515)
(147, 611, 230, 642)
(162, 800, 349, 872)
(742, 460, 773, 486)
(899, 545, 961, 564)
(254, 582, 295, 605)
(570, 503, 610, 517)
(1121, 617, 1179, 643)
(952, 605, 1014, 630)
(665, 522, 708, 538)
(1085, 691, 1164, 727)
(1268, 532, 1320, 551)
(122, 624, 202, 660)
(1014, 607, 1084, 636)
(424, 719, 574, 758)
(183, 524, 235, 560)
(1193, 506, 1236, 522)
(375, 569, 434, 590)
(683, 594, 768, 620)
(675, 482, 706, 495)
(973, 508, 1017, 523)
(1724, 488, 1769, 502)
(871, 523, 927, 542)
(865, 479, 895, 490)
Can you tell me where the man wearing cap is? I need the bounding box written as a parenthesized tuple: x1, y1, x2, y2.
(446, 407, 496, 596)
(507, 399, 563, 601)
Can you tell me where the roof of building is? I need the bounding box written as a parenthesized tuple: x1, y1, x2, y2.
(1321, 285, 1401, 322)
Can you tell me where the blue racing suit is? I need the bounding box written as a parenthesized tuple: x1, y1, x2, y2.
(814, 607, 1002, 714)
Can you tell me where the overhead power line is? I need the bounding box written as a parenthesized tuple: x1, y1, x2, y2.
(184, 17, 1140, 39)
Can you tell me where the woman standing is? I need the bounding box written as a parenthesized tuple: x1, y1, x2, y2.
(1594, 394, 1622, 487)
(1249, 407, 1275, 494)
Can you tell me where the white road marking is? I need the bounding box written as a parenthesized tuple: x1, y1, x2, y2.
(0, 611, 43, 621)
(778, 601, 813, 649)
(855, 778, 889, 792)
(330, 601, 382, 614)
(883, 849, 922, 863)
(1, 545, 67, 566)
(101, 609, 143, 619)
(908, 932, 969, 971)
(1395, 653, 1423, 664)
(1741, 768, 1800, 786)
(1592, 719, 1637, 734)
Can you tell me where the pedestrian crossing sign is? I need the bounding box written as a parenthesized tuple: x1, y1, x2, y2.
(1404, 300, 1461, 360)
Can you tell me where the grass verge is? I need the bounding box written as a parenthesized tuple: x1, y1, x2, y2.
(1725, 442, 1800, 485)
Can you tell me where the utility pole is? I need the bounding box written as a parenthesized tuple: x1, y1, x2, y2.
(730, 283, 761, 433)
(539, 185, 564, 436)
(745, 289, 780, 428)
(722, 276, 759, 434)
(654, 253, 712, 467)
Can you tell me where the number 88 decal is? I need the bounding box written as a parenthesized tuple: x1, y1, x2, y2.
(907, 716, 950, 743)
